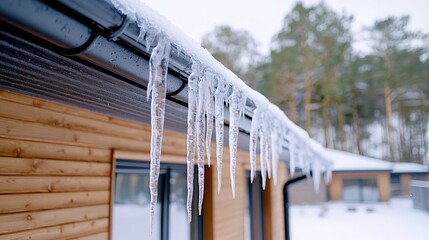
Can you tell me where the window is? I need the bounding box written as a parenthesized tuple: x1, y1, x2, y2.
(343, 178, 379, 203)
(113, 160, 202, 240)
(245, 171, 265, 240)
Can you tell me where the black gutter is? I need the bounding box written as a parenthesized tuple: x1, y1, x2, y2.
(283, 173, 311, 240)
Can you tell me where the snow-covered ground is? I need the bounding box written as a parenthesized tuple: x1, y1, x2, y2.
(291, 198, 429, 240)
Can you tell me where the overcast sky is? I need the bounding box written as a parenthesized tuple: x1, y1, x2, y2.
(142, 0, 429, 54)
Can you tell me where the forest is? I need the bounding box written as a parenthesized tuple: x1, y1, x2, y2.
(201, 2, 429, 164)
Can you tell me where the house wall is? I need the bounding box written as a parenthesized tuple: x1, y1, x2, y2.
(399, 173, 429, 195)
(400, 174, 412, 195)
(328, 171, 391, 202)
(0, 90, 287, 240)
(289, 179, 328, 205)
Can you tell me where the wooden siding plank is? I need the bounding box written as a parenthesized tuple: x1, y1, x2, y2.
(0, 218, 108, 240)
(0, 176, 110, 194)
(0, 157, 111, 176)
(72, 232, 109, 240)
(0, 90, 144, 130)
(0, 100, 149, 142)
(0, 191, 110, 214)
(0, 138, 110, 162)
(0, 117, 186, 155)
(0, 205, 109, 234)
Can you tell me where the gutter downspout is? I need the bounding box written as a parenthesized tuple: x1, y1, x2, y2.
(283, 173, 311, 240)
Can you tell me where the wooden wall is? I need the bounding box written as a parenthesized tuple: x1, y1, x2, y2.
(329, 171, 391, 202)
(0, 90, 289, 240)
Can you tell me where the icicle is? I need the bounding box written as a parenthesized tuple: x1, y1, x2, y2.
(148, 35, 171, 233)
(175, 43, 183, 57)
(271, 121, 282, 185)
(249, 108, 260, 183)
(145, 27, 158, 52)
(186, 61, 200, 223)
(205, 75, 216, 167)
(239, 96, 247, 119)
(265, 119, 272, 180)
(324, 164, 332, 183)
(196, 69, 206, 215)
(136, 17, 147, 42)
(259, 110, 267, 189)
(312, 158, 321, 192)
(214, 77, 226, 193)
(288, 133, 296, 177)
(229, 87, 242, 198)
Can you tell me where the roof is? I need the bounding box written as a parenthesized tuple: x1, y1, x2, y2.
(391, 162, 429, 174)
(325, 149, 392, 172)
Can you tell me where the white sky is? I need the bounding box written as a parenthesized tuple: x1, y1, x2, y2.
(142, 0, 429, 54)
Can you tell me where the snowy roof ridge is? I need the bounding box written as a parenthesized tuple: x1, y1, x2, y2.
(391, 162, 429, 173)
(326, 148, 391, 172)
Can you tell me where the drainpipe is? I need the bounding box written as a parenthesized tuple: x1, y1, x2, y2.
(283, 173, 311, 240)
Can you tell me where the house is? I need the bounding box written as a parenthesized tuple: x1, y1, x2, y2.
(326, 149, 392, 202)
(0, 0, 330, 239)
(391, 162, 429, 196)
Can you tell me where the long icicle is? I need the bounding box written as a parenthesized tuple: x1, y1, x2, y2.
(229, 87, 241, 198)
(259, 110, 267, 189)
(205, 76, 216, 167)
(214, 78, 226, 193)
(249, 108, 260, 183)
(148, 36, 170, 234)
(186, 61, 200, 223)
(196, 69, 206, 215)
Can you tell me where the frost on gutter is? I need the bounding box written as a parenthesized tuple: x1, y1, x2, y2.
(109, 0, 333, 229)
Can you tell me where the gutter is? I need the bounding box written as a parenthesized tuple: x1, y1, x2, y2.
(283, 173, 311, 240)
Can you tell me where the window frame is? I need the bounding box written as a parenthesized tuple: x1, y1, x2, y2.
(113, 159, 203, 240)
(245, 171, 266, 240)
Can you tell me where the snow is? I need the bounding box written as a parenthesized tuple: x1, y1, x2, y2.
(291, 198, 429, 240)
(325, 148, 392, 172)
(391, 162, 429, 173)
(109, 0, 332, 226)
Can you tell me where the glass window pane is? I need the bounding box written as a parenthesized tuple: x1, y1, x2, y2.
(361, 179, 379, 202)
(343, 179, 360, 203)
(113, 173, 162, 240)
(245, 172, 265, 240)
(168, 171, 190, 240)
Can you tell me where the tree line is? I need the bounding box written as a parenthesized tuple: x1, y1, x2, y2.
(201, 2, 429, 164)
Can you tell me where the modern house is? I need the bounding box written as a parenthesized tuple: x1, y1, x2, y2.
(391, 162, 429, 196)
(326, 149, 392, 202)
(0, 0, 331, 240)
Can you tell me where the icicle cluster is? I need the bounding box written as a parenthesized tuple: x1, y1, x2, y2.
(109, 0, 333, 230)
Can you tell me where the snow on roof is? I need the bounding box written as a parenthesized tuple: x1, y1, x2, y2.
(325, 149, 391, 172)
(391, 162, 429, 173)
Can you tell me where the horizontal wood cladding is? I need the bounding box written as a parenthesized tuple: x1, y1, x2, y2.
(73, 232, 109, 240)
(0, 138, 111, 162)
(0, 91, 187, 155)
(0, 91, 113, 239)
(0, 191, 110, 214)
(0, 176, 110, 194)
(0, 218, 109, 240)
(0, 205, 109, 234)
(0, 157, 111, 176)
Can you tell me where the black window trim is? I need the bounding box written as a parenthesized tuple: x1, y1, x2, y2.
(114, 159, 203, 240)
(246, 170, 266, 240)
